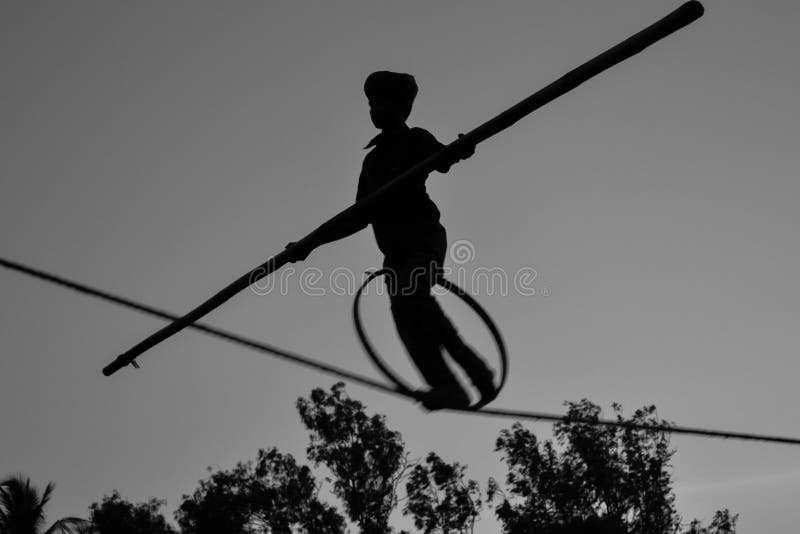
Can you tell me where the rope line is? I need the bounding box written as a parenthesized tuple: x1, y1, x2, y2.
(2, 256, 799, 447)
(0, 257, 392, 394)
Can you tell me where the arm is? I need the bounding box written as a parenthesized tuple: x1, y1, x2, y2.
(285, 188, 371, 263)
(415, 129, 475, 174)
(314, 207, 369, 245)
(317, 174, 375, 244)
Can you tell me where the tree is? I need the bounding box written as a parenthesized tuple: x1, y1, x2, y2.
(175, 447, 344, 534)
(0, 474, 89, 534)
(88, 490, 176, 534)
(74, 384, 736, 534)
(487, 400, 737, 534)
(404, 452, 483, 534)
(175, 460, 260, 534)
(296, 382, 408, 534)
(684, 510, 738, 534)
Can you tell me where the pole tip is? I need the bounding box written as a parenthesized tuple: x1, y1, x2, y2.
(102, 355, 127, 376)
(683, 0, 705, 18)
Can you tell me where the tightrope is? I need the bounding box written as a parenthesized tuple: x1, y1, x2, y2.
(2, 256, 799, 446)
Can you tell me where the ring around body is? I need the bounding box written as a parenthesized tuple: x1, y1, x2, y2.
(353, 268, 508, 410)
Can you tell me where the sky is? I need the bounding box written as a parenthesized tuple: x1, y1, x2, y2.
(1, 1, 799, 532)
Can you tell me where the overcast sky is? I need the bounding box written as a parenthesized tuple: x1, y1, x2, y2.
(2, 1, 799, 532)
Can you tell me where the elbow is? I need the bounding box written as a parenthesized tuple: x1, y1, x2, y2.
(356, 211, 372, 231)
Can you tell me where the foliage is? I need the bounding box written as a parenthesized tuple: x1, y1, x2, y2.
(403, 452, 482, 534)
(87, 490, 176, 534)
(683, 509, 738, 534)
(0, 474, 89, 534)
(488, 399, 736, 534)
(175, 460, 253, 534)
(6, 385, 738, 534)
(297, 382, 408, 533)
(175, 447, 343, 534)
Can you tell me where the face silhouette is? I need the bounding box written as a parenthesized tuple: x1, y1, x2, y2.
(369, 97, 405, 130)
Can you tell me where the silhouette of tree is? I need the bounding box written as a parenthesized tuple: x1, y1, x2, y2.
(175, 447, 344, 534)
(296, 382, 409, 533)
(0, 474, 89, 534)
(683, 509, 738, 534)
(87, 490, 176, 534)
(487, 399, 737, 534)
(47, 384, 733, 534)
(403, 452, 483, 533)
(176, 460, 263, 534)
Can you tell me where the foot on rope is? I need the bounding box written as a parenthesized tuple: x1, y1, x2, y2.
(417, 385, 471, 411)
(447, 344, 497, 405)
(467, 364, 496, 405)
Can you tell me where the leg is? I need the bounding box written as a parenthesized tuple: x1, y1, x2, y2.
(389, 294, 462, 393)
(425, 297, 497, 399)
(386, 251, 495, 398)
(386, 258, 470, 409)
(423, 229, 496, 399)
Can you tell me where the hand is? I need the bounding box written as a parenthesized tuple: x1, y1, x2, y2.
(455, 133, 475, 161)
(285, 241, 312, 263)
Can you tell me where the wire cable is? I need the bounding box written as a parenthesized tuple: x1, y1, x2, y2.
(2, 256, 799, 447)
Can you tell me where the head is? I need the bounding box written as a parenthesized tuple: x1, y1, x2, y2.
(364, 71, 418, 130)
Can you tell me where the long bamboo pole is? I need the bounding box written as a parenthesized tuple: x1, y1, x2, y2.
(103, 1, 704, 376)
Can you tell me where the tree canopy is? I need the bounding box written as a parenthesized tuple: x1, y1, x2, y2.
(88, 490, 176, 534)
(175, 448, 343, 534)
(297, 382, 408, 533)
(11, 383, 737, 533)
(488, 400, 737, 534)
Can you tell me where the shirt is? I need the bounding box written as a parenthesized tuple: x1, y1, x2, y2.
(356, 125, 448, 262)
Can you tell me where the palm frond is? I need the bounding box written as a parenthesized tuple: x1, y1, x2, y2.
(44, 516, 93, 534)
(35, 481, 57, 530)
(40, 482, 56, 510)
(1, 475, 88, 534)
(0, 474, 48, 531)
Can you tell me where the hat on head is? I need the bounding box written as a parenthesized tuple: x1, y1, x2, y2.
(364, 71, 418, 119)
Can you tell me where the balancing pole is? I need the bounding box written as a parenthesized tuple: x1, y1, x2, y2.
(103, 1, 704, 376)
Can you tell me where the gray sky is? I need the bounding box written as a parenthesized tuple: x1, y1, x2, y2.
(2, 1, 799, 531)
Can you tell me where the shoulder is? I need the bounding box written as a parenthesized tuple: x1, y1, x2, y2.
(408, 127, 444, 151)
(409, 127, 438, 141)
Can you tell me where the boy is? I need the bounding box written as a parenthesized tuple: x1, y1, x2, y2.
(287, 71, 494, 410)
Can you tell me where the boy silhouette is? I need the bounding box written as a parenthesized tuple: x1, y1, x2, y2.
(287, 71, 494, 409)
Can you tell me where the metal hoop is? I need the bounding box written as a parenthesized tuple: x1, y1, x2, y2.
(352, 268, 508, 410)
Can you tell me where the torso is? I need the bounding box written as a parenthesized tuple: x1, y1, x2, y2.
(358, 127, 447, 264)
